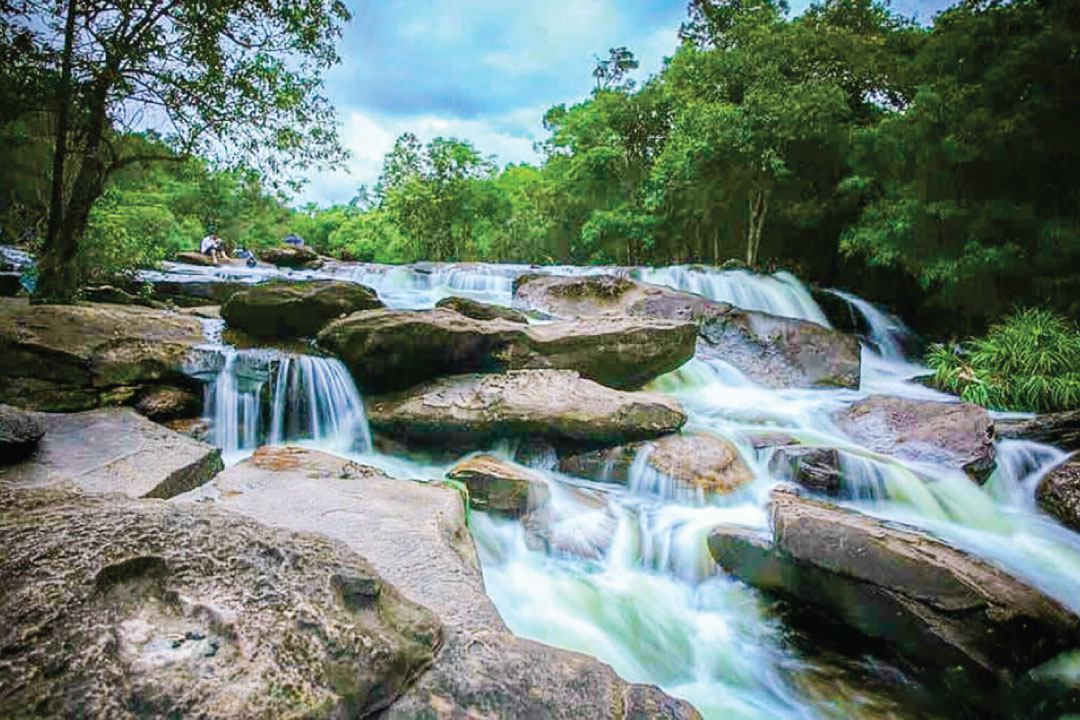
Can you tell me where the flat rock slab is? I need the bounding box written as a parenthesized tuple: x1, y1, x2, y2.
(0, 485, 439, 718)
(367, 370, 687, 446)
(833, 395, 996, 482)
(1, 408, 222, 499)
(709, 486, 1080, 676)
(318, 307, 696, 392)
(182, 446, 699, 719)
(0, 297, 206, 411)
(512, 274, 861, 389)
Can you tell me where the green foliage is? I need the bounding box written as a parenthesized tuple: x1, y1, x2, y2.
(928, 308, 1080, 412)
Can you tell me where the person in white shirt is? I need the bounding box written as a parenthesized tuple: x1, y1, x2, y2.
(199, 232, 229, 264)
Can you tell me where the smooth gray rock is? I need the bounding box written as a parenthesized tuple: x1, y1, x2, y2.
(180, 446, 700, 720)
(709, 486, 1080, 676)
(1, 408, 222, 499)
(222, 279, 383, 338)
(1037, 458, 1080, 532)
(435, 295, 528, 323)
(833, 395, 996, 482)
(996, 410, 1080, 452)
(367, 370, 687, 446)
(0, 484, 439, 718)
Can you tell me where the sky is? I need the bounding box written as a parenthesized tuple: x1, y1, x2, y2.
(302, 0, 955, 206)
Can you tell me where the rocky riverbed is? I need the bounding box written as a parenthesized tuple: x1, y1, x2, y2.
(2, 251, 1080, 718)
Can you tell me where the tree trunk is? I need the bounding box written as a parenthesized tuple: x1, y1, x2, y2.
(745, 186, 771, 269)
(36, 0, 79, 303)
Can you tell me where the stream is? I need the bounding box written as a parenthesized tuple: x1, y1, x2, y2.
(143, 259, 1080, 717)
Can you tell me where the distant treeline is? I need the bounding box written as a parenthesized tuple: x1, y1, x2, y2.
(2, 0, 1078, 336)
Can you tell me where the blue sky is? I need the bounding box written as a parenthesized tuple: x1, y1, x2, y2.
(304, 0, 954, 205)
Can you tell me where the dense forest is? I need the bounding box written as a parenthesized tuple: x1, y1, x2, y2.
(2, 0, 1078, 337)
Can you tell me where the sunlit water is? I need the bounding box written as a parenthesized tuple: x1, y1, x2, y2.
(114, 252, 1080, 718)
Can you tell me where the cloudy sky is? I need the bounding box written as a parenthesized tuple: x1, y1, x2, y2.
(302, 0, 954, 206)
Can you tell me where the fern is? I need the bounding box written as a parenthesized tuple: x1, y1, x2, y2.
(926, 307, 1080, 413)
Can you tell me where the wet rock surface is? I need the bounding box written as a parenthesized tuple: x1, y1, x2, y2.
(1, 408, 222, 499)
(1036, 458, 1080, 532)
(996, 410, 1080, 452)
(0, 484, 440, 719)
(767, 446, 844, 496)
(0, 298, 207, 412)
(221, 279, 382, 338)
(318, 308, 696, 393)
(134, 385, 202, 421)
(173, 250, 217, 266)
(435, 295, 528, 323)
(367, 370, 687, 446)
(182, 447, 699, 719)
(512, 274, 861, 389)
(833, 395, 996, 482)
(0, 404, 45, 464)
(446, 454, 551, 516)
(709, 486, 1080, 676)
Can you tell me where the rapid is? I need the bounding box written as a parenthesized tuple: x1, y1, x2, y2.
(181, 259, 1080, 718)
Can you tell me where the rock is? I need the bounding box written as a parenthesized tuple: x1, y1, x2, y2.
(0, 404, 45, 464)
(367, 370, 687, 446)
(643, 432, 753, 495)
(1, 408, 222, 499)
(174, 250, 217, 266)
(145, 277, 253, 306)
(317, 308, 695, 392)
(446, 454, 551, 516)
(0, 298, 206, 412)
(555, 433, 753, 495)
(436, 295, 528, 323)
(1036, 458, 1080, 532)
(79, 284, 167, 308)
(134, 385, 202, 421)
(709, 486, 1080, 676)
(178, 304, 221, 320)
(512, 274, 861, 389)
(996, 411, 1080, 452)
(221, 280, 383, 338)
(258, 244, 321, 268)
(163, 417, 212, 443)
(182, 447, 699, 719)
(767, 446, 843, 496)
(0, 485, 439, 718)
(833, 395, 996, 482)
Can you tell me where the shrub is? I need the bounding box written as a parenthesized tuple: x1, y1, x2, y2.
(927, 307, 1080, 412)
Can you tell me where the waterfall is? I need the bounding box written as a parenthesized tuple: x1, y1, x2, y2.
(825, 288, 913, 361)
(203, 349, 371, 463)
(636, 267, 830, 326)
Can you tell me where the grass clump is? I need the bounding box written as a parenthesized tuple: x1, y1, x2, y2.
(927, 307, 1080, 413)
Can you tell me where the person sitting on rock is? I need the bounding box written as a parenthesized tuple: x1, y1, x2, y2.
(200, 232, 230, 264)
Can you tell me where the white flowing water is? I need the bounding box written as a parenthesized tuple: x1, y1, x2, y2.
(178, 259, 1080, 717)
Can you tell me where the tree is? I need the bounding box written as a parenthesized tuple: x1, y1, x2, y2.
(592, 47, 640, 92)
(2, 0, 350, 301)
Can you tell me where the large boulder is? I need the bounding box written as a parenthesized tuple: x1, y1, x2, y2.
(446, 454, 551, 516)
(996, 410, 1080, 452)
(180, 447, 700, 719)
(512, 274, 860, 389)
(2, 408, 222, 499)
(833, 395, 996, 482)
(367, 370, 687, 446)
(317, 307, 696, 393)
(0, 485, 440, 718)
(258, 244, 321, 268)
(435, 295, 528, 323)
(709, 486, 1080, 676)
(144, 276, 253, 307)
(0, 298, 206, 411)
(221, 280, 383, 338)
(0, 404, 45, 464)
(174, 250, 217, 266)
(1036, 458, 1080, 532)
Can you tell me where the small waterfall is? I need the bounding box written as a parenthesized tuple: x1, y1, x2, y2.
(825, 289, 913, 361)
(636, 266, 830, 326)
(203, 350, 371, 463)
(268, 354, 372, 454)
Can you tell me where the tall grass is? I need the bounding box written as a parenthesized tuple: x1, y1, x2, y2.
(927, 307, 1080, 413)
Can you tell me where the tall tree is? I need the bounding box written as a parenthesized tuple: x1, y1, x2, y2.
(2, 0, 350, 301)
